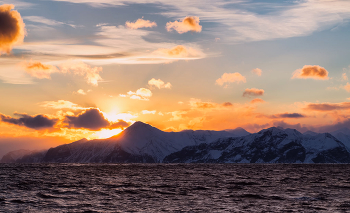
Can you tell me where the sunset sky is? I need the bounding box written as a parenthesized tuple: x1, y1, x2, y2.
(1, 0, 350, 156)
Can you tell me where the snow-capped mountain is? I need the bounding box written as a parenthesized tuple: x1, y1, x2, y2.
(163, 127, 350, 163)
(2, 123, 350, 164)
(330, 128, 350, 149)
(2, 122, 241, 163)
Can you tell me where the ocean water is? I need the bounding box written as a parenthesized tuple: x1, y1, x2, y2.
(1, 164, 350, 212)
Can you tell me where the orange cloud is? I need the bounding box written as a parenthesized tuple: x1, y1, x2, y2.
(292, 65, 329, 80)
(153, 45, 203, 58)
(125, 18, 157, 29)
(252, 68, 262, 76)
(166, 16, 202, 34)
(148, 78, 171, 89)
(59, 62, 103, 86)
(216, 72, 246, 86)
(304, 102, 350, 111)
(22, 61, 58, 79)
(0, 4, 26, 54)
(120, 88, 152, 101)
(189, 99, 233, 110)
(243, 88, 264, 97)
(342, 73, 348, 81)
(250, 98, 265, 104)
(344, 82, 350, 92)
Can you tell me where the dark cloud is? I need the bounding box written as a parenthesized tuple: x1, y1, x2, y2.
(304, 102, 350, 111)
(0, 4, 26, 54)
(272, 113, 306, 119)
(0, 113, 57, 129)
(243, 88, 264, 97)
(64, 108, 130, 131)
(110, 120, 130, 130)
(222, 102, 233, 107)
(64, 108, 110, 131)
(257, 113, 306, 119)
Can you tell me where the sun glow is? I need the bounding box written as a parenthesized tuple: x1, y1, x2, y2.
(91, 128, 123, 139)
(103, 111, 137, 123)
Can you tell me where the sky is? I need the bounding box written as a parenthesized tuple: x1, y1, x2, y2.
(1, 0, 350, 156)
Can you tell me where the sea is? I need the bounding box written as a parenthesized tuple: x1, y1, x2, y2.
(1, 164, 350, 212)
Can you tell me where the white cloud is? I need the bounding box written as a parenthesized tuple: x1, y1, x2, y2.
(120, 88, 152, 101)
(23, 16, 76, 28)
(148, 78, 171, 89)
(142, 110, 156, 114)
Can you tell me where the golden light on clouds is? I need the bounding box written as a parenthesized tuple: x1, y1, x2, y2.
(148, 78, 171, 89)
(22, 61, 57, 79)
(0, 4, 26, 54)
(250, 98, 265, 104)
(292, 65, 329, 80)
(216, 72, 246, 86)
(166, 16, 202, 34)
(125, 18, 157, 29)
(60, 62, 103, 86)
(120, 88, 153, 101)
(153, 45, 203, 58)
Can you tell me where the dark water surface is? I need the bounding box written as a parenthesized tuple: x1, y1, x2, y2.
(1, 164, 350, 212)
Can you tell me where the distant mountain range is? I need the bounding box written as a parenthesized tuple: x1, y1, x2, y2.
(2, 122, 350, 163)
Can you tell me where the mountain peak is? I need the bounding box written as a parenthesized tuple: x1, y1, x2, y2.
(128, 121, 154, 129)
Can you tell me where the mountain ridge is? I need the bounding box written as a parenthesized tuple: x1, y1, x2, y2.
(1, 121, 350, 163)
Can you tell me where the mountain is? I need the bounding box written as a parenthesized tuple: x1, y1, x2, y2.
(1, 149, 46, 163)
(330, 128, 350, 150)
(2, 123, 350, 164)
(163, 127, 350, 163)
(224, 127, 251, 137)
(1, 122, 240, 163)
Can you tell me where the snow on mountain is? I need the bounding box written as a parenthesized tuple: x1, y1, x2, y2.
(164, 127, 350, 163)
(3, 123, 350, 164)
(4, 122, 239, 163)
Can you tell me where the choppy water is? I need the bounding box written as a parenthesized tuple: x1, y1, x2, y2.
(1, 164, 350, 212)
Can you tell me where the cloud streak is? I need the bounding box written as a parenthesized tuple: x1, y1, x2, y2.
(304, 102, 350, 111)
(153, 45, 203, 59)
(125, 18, 157, 29)
(0, 4, 26, 54)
